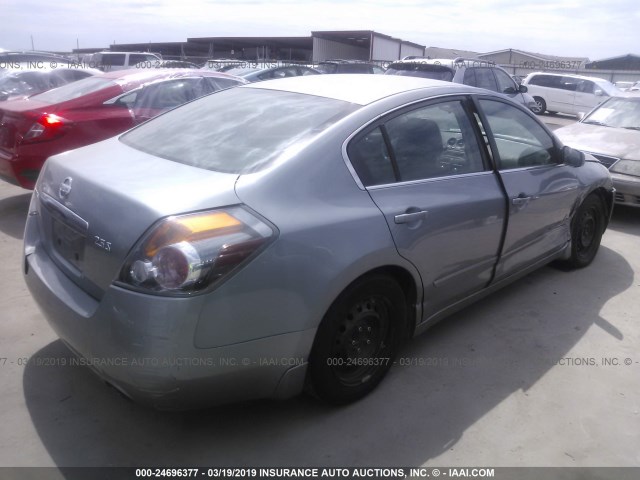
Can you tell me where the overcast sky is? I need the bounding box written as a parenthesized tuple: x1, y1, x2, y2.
(2, 0, 639, 60)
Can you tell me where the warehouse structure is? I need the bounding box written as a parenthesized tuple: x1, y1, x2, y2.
(87, 30, 426, 64)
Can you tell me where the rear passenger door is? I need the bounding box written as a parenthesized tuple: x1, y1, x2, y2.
(475, 98, 579, 279)
(348, 97, 507, 321)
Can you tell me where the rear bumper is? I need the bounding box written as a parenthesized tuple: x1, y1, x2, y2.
(0, 149, 40, 189)
(23, 242, 314, 410)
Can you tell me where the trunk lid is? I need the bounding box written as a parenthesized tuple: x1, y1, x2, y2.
(34, 137, 241, 299)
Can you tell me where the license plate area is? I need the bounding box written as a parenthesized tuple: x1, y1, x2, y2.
(0, 125, 13, 148)
(52, 218, 86, 271)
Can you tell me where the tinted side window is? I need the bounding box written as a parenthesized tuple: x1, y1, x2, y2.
(473, 68, 498, 92)
(479, 99, 556, 169)
(206, 77, 242, 91)
(101, 54, 126, 66)
(348, 128, 396, 186)
(134, 79, 204, 111)
(527, 75, 545, 86)
(560, 76, 580, 91)
(463, 68, 476, 85)
(130, 54, 157, 65)
(339, 64, 373, 74)
(576, 80, 595, 94)
(529, 74, 560, 88)
(348, 100, 486, 186)
(494, 69, 517, 93)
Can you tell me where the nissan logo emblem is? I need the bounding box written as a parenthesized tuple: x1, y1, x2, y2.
(59, 177, 73, 198)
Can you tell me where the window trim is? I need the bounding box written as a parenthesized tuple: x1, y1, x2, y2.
(342, 94, 494, 189)
(470, 94, 564, 172)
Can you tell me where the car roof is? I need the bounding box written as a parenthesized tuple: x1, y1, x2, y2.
(244, 73, 477, 105)
(389, 58, 493, 67)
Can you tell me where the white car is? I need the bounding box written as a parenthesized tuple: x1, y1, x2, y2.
(89, 51, 162, 71)
(522, 72, 622, 116)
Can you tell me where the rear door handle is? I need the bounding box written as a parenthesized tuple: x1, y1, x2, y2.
(394, 210, 428, 224)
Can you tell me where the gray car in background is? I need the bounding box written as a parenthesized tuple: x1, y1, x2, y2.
(386, 58, 537, 111)
(23, 75, 613, 409)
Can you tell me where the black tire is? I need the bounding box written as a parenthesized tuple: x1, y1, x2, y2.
(531, 96, 546, 115)
(566, 194, 605, 268)
(308, 275, 407, 404)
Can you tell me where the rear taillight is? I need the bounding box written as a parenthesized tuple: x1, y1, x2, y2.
(22, 113, 71, 143)
(119, 206, 276, 296)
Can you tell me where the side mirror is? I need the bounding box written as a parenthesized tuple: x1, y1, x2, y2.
(562, 146, 585, 167)
(518, 84, 528, 93)
(594, 89, 604, 96)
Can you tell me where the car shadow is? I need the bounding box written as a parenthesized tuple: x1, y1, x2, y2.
(23, 246, 633, 469)
(0, 191, 30, 240)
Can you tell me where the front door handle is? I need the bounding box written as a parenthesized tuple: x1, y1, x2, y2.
(512, 195, 532, 206)
(394, 210, 428, 224)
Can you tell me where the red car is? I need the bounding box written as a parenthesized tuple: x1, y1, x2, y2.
(0, 69, 246, 189)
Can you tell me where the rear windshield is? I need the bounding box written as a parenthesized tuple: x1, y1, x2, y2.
(31, 77, 116, 103)
(120, 87, 359, 174)
(385, 64, 454, 81)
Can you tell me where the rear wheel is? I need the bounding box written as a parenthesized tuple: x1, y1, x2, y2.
(566, 194, 605, 268)
(308, 275, 407, 404)
(531, 96, 546, 114)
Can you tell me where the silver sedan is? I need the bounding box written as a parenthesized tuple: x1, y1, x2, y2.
(23, 75, 614, 409)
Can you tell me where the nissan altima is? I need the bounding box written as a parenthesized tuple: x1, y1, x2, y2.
(23, 75, 614, 409)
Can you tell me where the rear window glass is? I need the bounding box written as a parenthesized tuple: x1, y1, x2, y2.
(31, 77, 116, 103)
(385, 64, 454, 81)
(316, 64, 338, 74)
(120, 87, 359, 174)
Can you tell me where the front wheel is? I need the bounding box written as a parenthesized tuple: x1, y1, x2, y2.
(566, 194, 605, 268)
(531, 96, 546, 115)
(307, 275, 407, 404)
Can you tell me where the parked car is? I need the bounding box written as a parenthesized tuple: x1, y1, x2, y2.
(227, 65, 320, 82)
(88, 51, 162, 71)
(522, 72, 622, 116)
(315, 60, 385, 74)
(0, 69, 246, 188)
(614, 81, 635, 91)
(0, 65, 101, 101)
(23, 75, 614, 409)
(201, 59, 253, 71)
(554, 93, 640, 207)
(0, 50, 70, 66)
(134, 60, 200, 69)
(385, 58, 536, 110)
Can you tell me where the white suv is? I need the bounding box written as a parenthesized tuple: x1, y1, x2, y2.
(522, 72, 622, 116)
(89, 51, 162, 71)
